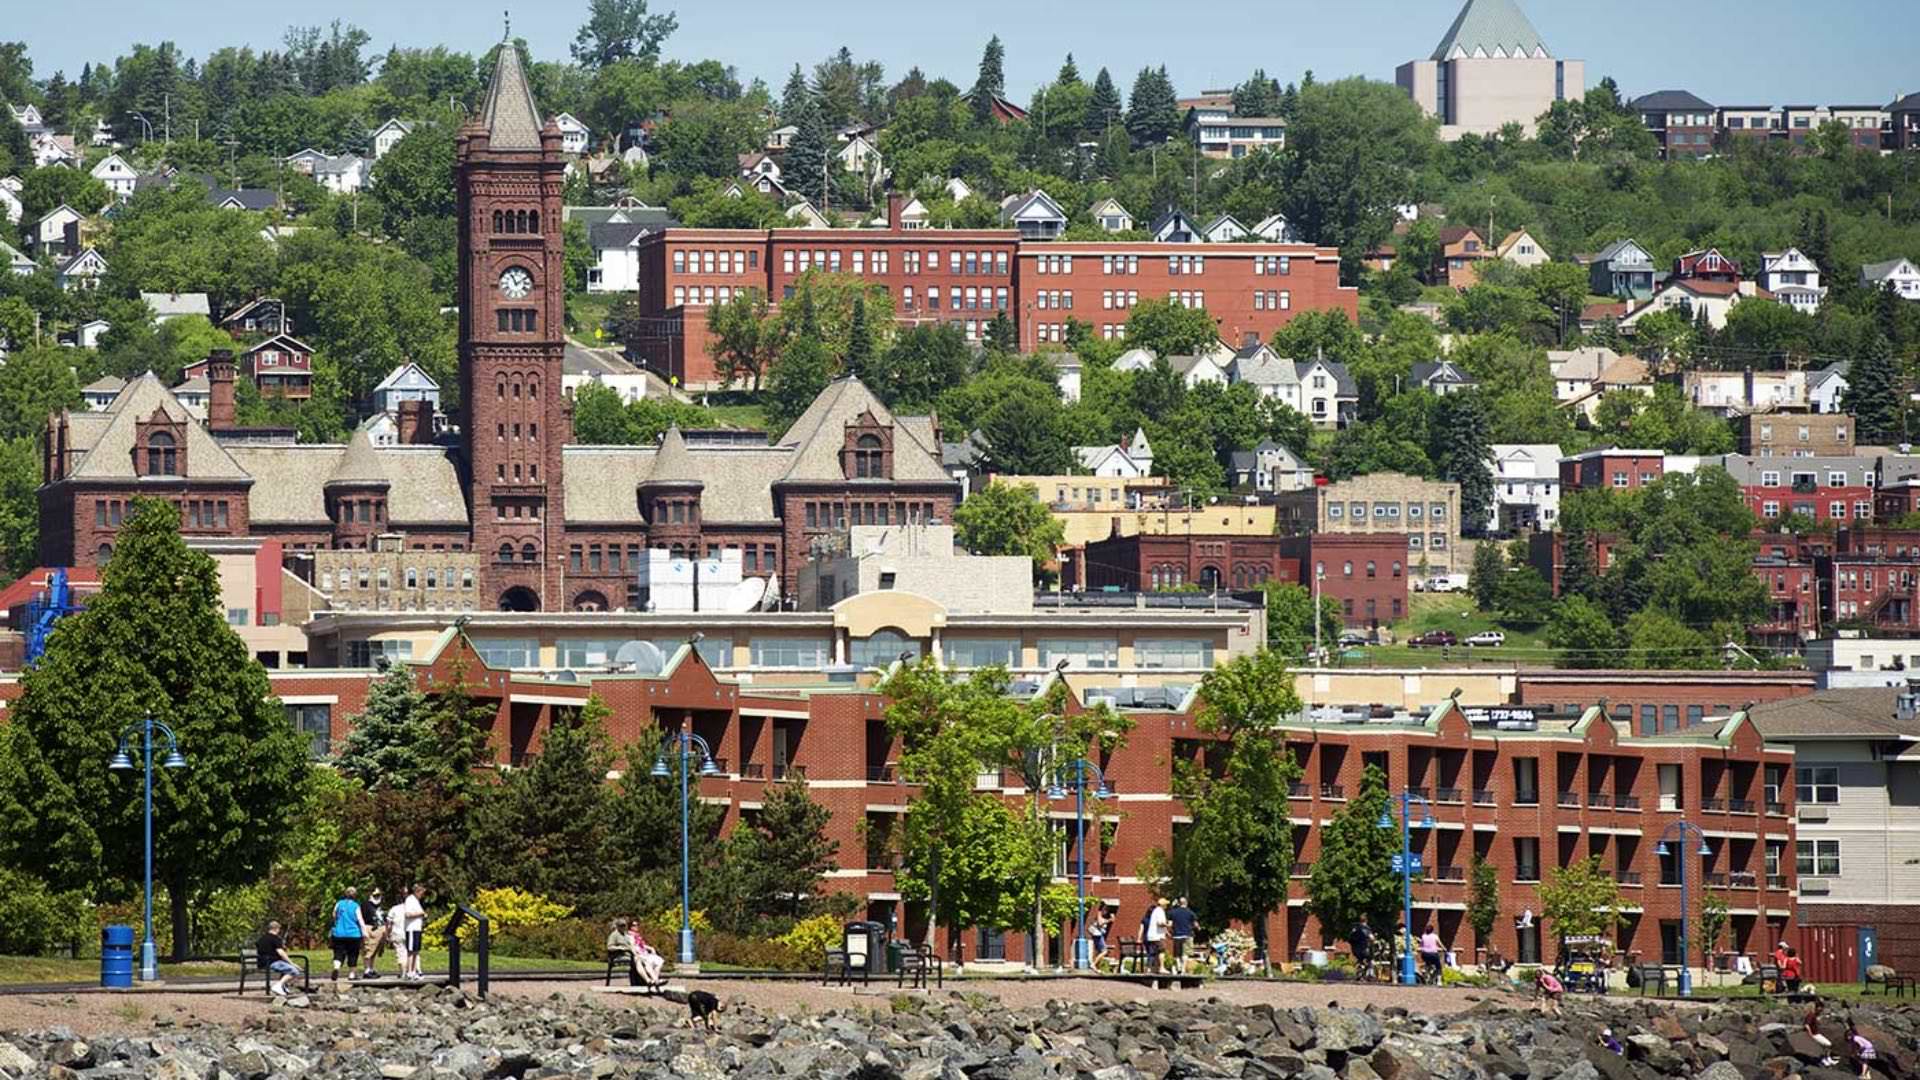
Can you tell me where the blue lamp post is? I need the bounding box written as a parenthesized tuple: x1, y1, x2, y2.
(651, 723, 721, 965)
(108, 714, 186, 982)
(1654, 820, 1714, 997)
(1378, 791, 1435, 986)
(1046, 758, 1112, 971)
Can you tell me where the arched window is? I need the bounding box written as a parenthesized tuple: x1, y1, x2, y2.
(492, 210, 503, 233)
(528, 209, 539, 233)
(497, 542, 514, 563)
(521, 542, 538, 564)
(96, 543, 113, 564)
(851, 628, 921, 668)
(853, 433, 884, 478)
(146, 431, 177, 475)
(573, 590, 608, 612)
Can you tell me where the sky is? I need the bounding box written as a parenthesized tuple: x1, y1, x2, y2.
(11, 0, 1916, 110)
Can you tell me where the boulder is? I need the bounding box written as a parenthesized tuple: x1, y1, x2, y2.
(49, 1039, 93, 1069)
(0, 1042, 37, 1076)
(1315, 1012, 1385, 1055)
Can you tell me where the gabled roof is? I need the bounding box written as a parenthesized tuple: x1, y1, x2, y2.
(1630, 90, 1715, 111)
(587, 213, 678, 249)
(1411, 359, 1476, 387)
(83, 376, 126, 395)
(373, 362, 440, 392)
(1088, 197, 1131, 219)
(35, 203, 83, 227)
(140, 291, 210, 319)
(999, 189, 1067, 224)
(1596, 355, 1651, 386)
(1887, 93, 1920, 112)
(1746, 688, 1920, 740)
(478, 42, 545, 151)
(1296, 358, 1358, 397)
(1202, 213, 1246, 239)
(57, 248, 106, 276)
(0, 239, 32, 270)
(1863, 257, 1920, 281)
(1547, 346, 1618, 382)
(1593, 238, 1652, 265)
(244, 332, 314, 356)
(774, 376, 951, 484)
(62, 372, 249, 482)
(1230, 346, 1297, 387)
(1148, 208, 1200, 238)
(369, 118, 414, 136)
(219, 297, 283, 326)
(1430, 0, 1552, 61)
(1807, 360, 1849, 389)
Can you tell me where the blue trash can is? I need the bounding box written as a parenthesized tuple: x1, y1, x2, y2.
(101, 925, 134, 988)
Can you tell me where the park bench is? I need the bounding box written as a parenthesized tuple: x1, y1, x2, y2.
(896, 944, 943, 990)
(603, 947, 668, 993)
(237, 947, 310, 996)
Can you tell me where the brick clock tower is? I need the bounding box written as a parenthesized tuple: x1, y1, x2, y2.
(456, 42, 572, 611)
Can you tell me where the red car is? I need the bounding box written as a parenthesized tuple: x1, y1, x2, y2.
(1408, 630, 1457, 648)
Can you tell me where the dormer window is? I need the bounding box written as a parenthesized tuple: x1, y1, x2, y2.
(854, 434, 884, 478)
(146, 432, 177, 476)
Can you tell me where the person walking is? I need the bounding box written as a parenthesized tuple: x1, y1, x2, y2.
(328, 886, 368, 983)
(1348, 917, 1376, 982)
(1418, 924, 1444, 985)
(1168, 897, 1197, 974)
(1087, 906, 1110, 971)
(359, 888, 387, 978)
(401, 882, 427, 980)
(1144, 899, 1170, 973)
(256, 920, 300, 998)
(387, 891, 412, 980)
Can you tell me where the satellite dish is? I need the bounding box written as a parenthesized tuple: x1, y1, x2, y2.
(613, 640, 667, 675)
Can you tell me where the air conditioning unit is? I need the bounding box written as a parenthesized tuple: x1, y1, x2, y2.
(1798, 806, 1829, 823)
(1799, 879, 1830, 895)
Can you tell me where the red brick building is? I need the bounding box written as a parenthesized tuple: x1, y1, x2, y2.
(1559, 448, 1665, 491)
(1722, 454, 1873, 526)
(625, 195, 1356, 388)
(1277, 533, 1413, 627)
(1513, 669, 1815, 729)
(1072, 531, 1298, 593)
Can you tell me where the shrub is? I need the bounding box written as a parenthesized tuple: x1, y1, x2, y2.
(491, 917, 607, 962)
(648, 905, 713, 936)
(699, 930, 805, 971)
(777, 914, 841, 962)
(0, 868, 94, 956)
(427, 887, 572, 946)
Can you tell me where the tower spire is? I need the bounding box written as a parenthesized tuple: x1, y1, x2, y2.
(478, 33, 544, 149)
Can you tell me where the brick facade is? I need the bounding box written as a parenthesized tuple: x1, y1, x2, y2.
(1073, 532, 1299, 593)
(1277, 534, 1413, 628)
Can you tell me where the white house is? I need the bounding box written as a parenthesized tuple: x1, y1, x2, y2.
(30, 133, 74, 168)
(767, 124, 797, 150)
(1496, 229, 1549, 268)
(1110, 347, 1157, 374)
(1168, 351, 1230, 388)
(1295, 353, 1357, 429)
(1808, 362, 1850, 415)
(1250, 213, 1300, 243)
(1051, 353, 1083, 403)
(54, 247, 106, 291)
(1487, 444, 1562, 534)
(90, 153, 139, 200)
(1228, 440, 1311, 494)
(1, 239, 32, 276)
(1201, 213, 1247, 243)
(738, 151, 781, 182)
(585, 209, 678, 292)
(140, 291, 210, 324)
(369, 118, 413, 160)
(1863, 258, 1920, 301)
(1089, 198, 1133, 233)
(81, 376, 125, 409)
(312, 153, 368, 195)
(1148, 209, 1202, 244)
(1547, 346, 1618, 404)
(554, 113, 592, 156)
(0, 179, 21, 225)
(28, 204, 86, 256)
(371, 362, 442, 414)
(999, 190, 1067, 240)
(836, 133, 881, 177)
(1759, 247, 1826, 313)
(1227, 342, 1298, 397)
(564, 343, 650, 403)
(944, 177, 974, 202)
(74, 320, 111, 350)
(785, 201, 830, 229)
(284, 148, 331, 174)
(1621, 279, 1764, 333)
(1074, 427, 1154, 479)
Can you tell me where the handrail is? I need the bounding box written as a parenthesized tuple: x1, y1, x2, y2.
(444, 904, 490, 999)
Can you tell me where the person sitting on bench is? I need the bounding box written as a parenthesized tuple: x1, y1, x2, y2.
(628, 919, 666, 986)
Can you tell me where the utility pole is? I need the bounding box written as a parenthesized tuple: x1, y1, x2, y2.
(163, 93, 170, 144)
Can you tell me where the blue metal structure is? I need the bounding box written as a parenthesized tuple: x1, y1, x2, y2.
(108, 714, 187, 981)
(25, 569, 82, 665)
(1047, 758, 1112, 970)
(652, 724, 720, 965)
(1654, 821, 1713, 996)
(1379, 791, 1435, 985)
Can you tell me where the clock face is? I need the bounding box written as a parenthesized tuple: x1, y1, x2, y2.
(499, 268, 534, 299)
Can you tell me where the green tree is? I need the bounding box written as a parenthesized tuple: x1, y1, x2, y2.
(1124, 299, 1217, 358)
(569, 380, 640, 444)
(844, 295, 875, 378)
(1842, 334, 1901, 445)
(1305, 763, 1399, 945)
(369, 122, 457, 272)
(952, 481, 1067, 585)
(1538, 854, 1620, 948)
(653, 97, 769, 178)
(784, 94, 837, 210)
(1260, 582, 1342, 657)
(1697, 888, 1730, 972)
(762, 335, 835, 437)
(1431, 393, 1494, 534)
(335, 665, 434, 789)
(1548, 595, 1618, 669)
(0, 499, 310, 958)
(969, 36, 1006, 126)
(722, 777, 839, 923)
(1123, 66, 1180, 147)
(469, 697, 616, 905)
(1087, 68, 1122, 138)
(20, 167, 110, 224)
(1231, 70, 1282, 118)
(1281, 78, 1433, 271)
(0, 437, 39, 581)
(979, 393, 1072, 475)
(1469, 542, 1506, 612)
(1178, 650, 1303, 952)
(1467, 855, 1500, 955)
(704, 288, 782, 391)
(1495, 565, 1553, 626)
(1620, 609, 1716, 670)
(868, 322, 973, 412)
(571, 0, 679, 68)
(0, 344, 81, 442)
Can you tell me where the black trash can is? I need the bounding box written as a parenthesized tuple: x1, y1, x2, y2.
(843, 921, 886, 979)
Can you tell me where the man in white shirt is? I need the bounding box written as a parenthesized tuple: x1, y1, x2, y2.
(1145, 897, 1170, 973)
(402, 882, 427, 980)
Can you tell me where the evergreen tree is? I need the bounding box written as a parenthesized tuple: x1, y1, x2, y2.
(469, 697, 615, 905)
(984, 310, 1016, 354)
(0, 499, 309, 958)
(1231, 69, 1282, 117)
(1088, 68, 1122, 138)
(1843, 334, 1901, 444)
(1125, 66, 1181, 146)
(784, 95, 834, 210)
(1056, 54, 1081, 85)
(1304, 764, 1400, 944)
(970, 35, 1006, 125)
(1430, 392, 1494, 534)
(845, 296, 875, 377)
(764, 335, 836, 437)
(780, 64, 811, 127)
(336, 665, 433, 789)
(724, 778, 839, 921)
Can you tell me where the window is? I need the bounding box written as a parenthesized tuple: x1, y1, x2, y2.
(946, 637, 1019, 668)
(1136, 638, 1213, 669)
(345, 639, 412, 668)
(1038, 638, 1118, 669)
(285, 704, 331, 758)
(473, 637, 538, 668)
(145, 432, 177, 475)
(556, 638, 626, 667)
(751, 637, 831, 668)
(851, 629, 922, 668)
(1796, 839, 1840, 877)
(1796, 766, 1838, 804)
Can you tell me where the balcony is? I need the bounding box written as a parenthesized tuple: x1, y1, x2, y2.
(1472, 789, 1495, 806)
(1766, 801, 1787, 816)
(1729, 871, 1758, 889)
(707, 757, 729, 775)
(867, 764, 896, 783)
(1289, 861, 1313, 878)
(1705, 872, 1730, 888)
(1556, 791, 1582, 809)
(1613, 870, 1643, 886)
(1432, 864, 1465, 882)
(1729, 799, 1756, 814)
(1515, 790, 1540, 807)
(1320, 783, 1345, 801)
(867, 854, 901, 874)
(1616, 794, 1641, 810)
(1288, 781, 1310, 799)
(1435, 786, 1464, 804)
(1063, 859, 1113, 879)
(773, 764, 808, 781)
(1406, 786, 1431, 802)
(1766, 874, 1788, 890)
(741, 763, 765, 780)
(1587, 792, 1614, 810)
(1701, 797, 1726, 813)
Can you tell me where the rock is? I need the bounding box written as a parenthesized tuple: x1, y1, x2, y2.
(1369, 1045, 1432, 1080)
(1696, 1063, 1744, 1080)
(382, 1066, 421, 1080)
(1550, 1062, 1599, 1080)
(50, 1039, 94, 1068)
(1696, 1034, 1730, 1060)
(1315, 1012, 1385, 1055)
(1652, 1015, 1688, 1042)
(0, 1042, 37, 1076)
(1625, 1033, 1684, 1074)
(148, 1052, 213, 1080)
(1786, 1031, 1831, 1062)
(219, 1050, 270, 1080)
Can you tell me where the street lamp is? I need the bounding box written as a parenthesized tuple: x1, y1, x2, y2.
(1654, 820, 1714, 997)
(108, 714, 186, 981)
(1046, 758, 1112, 970)
(1378, 791, 1435, 986)
(651, 722, 720, 965)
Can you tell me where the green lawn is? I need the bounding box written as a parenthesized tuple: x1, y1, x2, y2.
(701, 402, 770, 432)
(567, 293, 619, 342)
(1341, 592, 1560, 667)
(0, 948, 600, 987)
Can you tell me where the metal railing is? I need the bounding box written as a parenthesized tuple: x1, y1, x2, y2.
(1587, 792, 1613, 809)
(773, 764, 807, 781)
(1289, 861, 1313, 878)
(1515, 790, 1540, 806)
(1288, 782, 1310, 799)
(1701, 797, 1726, 812)
(1614, 870, 1643, 886)
(1433, 865, 1465, 882)
(1320, 783, 1345, 800)
(1472, 789, 1495, 806)
(1556, 791, 1581, 808)
(741, 763, 765, 779)
(867, 764, 895, 783)
(1705, 872, 1730, 887)
(1616, 794, 1641, 810)
(1435, 786, 1464, 804)
(1729, 799, 1756, 814)
(1766, 874, 1787, 889)
(1766, 801, 1787, 816)
(1406, 785, 1431, 802)
(1729, 871, 1758, 888)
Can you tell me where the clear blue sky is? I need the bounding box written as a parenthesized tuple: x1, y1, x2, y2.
(13, 0, 1915, 109)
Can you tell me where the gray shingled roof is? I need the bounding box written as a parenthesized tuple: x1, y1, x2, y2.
(1746, 688, 1920, 740)
(775, 376, 951, 484)
(326, 429, 390, 487)
(563, 343, 643, 377)
(1430, 0, 1551, 61)
(223, 443, 465, 525)
(479, 43, 545, 150)
(587, 215, 679, 249)
(65, 373, 249, 482)
(560, 445, 795, 525)
(643, 426, 702, 486)
(1630, 90, 1716, 112)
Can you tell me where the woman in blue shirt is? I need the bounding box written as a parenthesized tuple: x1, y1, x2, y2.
(329, 886, 368, 982)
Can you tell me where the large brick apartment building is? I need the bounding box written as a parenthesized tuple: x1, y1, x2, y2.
(624, 196, 1356, 388)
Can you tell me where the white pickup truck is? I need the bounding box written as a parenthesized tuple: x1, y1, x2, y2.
(1416, 573, 1468, 593)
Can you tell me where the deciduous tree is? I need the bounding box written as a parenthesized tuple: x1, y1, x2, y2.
(952, 481, 1066, 584)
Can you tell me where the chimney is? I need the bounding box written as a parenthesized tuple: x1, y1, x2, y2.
(206, 350, 236, 432)
(396, 398, 433, 445)
(887, 190, 904, 232)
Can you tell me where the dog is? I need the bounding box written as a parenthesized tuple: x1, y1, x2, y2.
(687, 990, 724, 1032)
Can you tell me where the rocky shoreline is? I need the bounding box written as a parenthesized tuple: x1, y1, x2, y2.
(0, 983, 1911, 1080)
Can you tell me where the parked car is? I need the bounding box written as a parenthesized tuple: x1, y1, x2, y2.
(1408, 630, 1457, 648)
(1422, 574, 1467, 593)
(1465, 630, 1506, 647)
(1338, 631, 1370, 648)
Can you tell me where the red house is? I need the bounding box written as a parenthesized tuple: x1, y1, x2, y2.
(1673, 248, 1741, 284)
(243, 334, 314, 400)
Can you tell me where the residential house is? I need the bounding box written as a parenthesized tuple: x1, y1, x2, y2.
(1148, 209, 1202, 244)
(1228, 440, 1312, 495)
(766, 124, 797, 150)
(563, 342, 650, 403)
(784, 201, 830, 229)
(1721, 453, 1870, 525)
(0, 179, 21, 225)
(1051, 353, 1083, 403)
(1631, 90, 1718, 159)
(1734, 412, 1854, 457)
(1201, 214, 1248, 243)
(369, 119, 413, 160)
(835, 133, 881, 178)
(1559, 448, 1665, 492)
(54, 247, 106, 291)
(1488, 443, 1562, 533)
(171, 375, 210, 418)
(1, 239, 32, 276)
(1889, 93, 1920, 151)
(90, 153, 139, 200)
(284, 148, 331, 173)
(1110, 347, 1157, 374)
(205, 185, 280, 212)
(944, 177, 974, 202)
(1577, 301, 1631, 333)
(1251, 214, 1300, 243)
(1168, 351, 1231, 389)
(219, 297, 287, 339)
(140, 292, 210, 324)
(1396, 0, 1585, 140)
(553, 113, 592, 156)
(1075, 427, 1154, 479)
(1227, 343, 1297, 400)
(999, 190, 1067, 240)
(1181, 94, 1237, 157)
(737, 151, 780, 183)
(734, 170, 789, 199)
(1548, 346, 1618, 404)
(1758, 248, 1826, 313)
(1295, 353, 1358, 429)
(983, 96, 1029, 125)
(311, 153, 368, 195)
(371, 363, 442, 415)
(1589, 239, 1657, 300)
(243, 334, 314, 398)
(1496, 228, 1548, 267)
(1673, 248, 1741, 284)
(883, 196, 929, 230)
(1622, 278, 1767, 333)
(1434, 226, 1491, 288)
(1807, 362, 1850, 415)
(1089, 198, 1134, 233)
(81, 377, 125, 410)
(30, 133, 75, 168)
(1683, 370, 1808, 415)
(28, 204, 86, 257)
(584, 208, 680, 292)
(1862, 258, 1920, 301)
(1217, 118, 1287, 158)
(1410, 359, 1477, 395)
